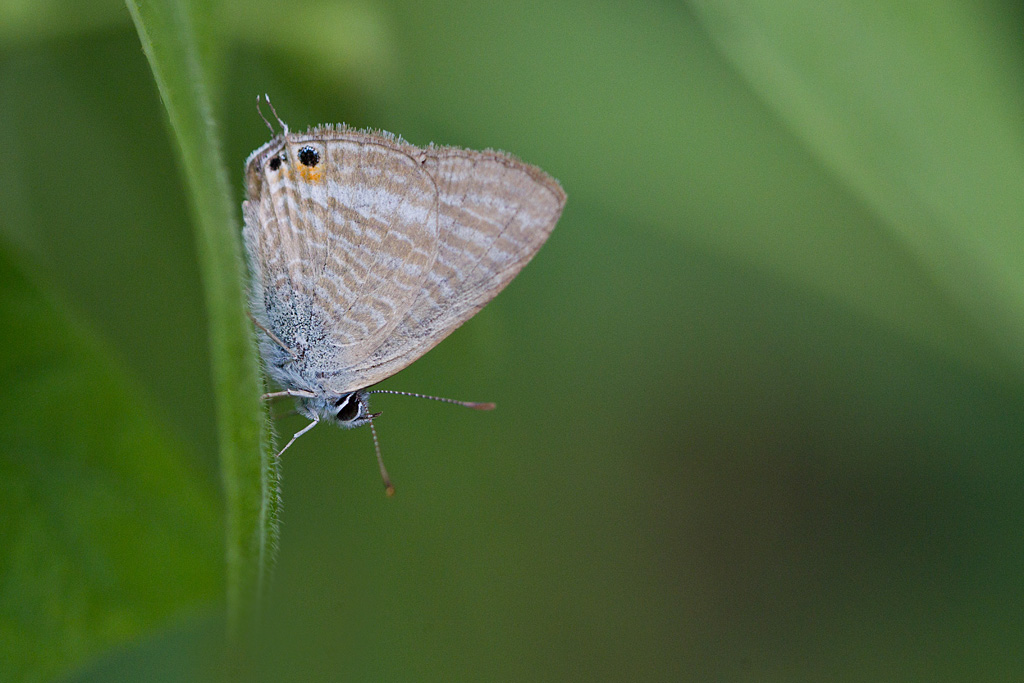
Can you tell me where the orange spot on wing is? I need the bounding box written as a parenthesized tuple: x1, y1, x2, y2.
(298, 165, 323, 183)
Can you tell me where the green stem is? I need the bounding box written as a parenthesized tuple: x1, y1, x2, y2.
(125, 0, 278, 641)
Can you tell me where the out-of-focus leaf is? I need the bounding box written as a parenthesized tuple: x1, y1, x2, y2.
(224, 0, 396, 98)
(688, 0, 1024, 373)
(0, 0, 127, 44)
(0, 241, 220, 683)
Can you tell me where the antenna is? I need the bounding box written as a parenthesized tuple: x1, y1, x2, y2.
(364, 400, 394, 496)
(363, 390, 493, 496)
(261, 93, 288, 135)
(255, 95, 275, 135)
(367, 389, 496, 411)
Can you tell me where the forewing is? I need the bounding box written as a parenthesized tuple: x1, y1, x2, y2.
(244, 133, 439, 389)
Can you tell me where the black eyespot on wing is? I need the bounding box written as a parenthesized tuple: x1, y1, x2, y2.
(337, 397, 360, 422)
(298, 146, 320, 167)
(268, 156, 282, 171)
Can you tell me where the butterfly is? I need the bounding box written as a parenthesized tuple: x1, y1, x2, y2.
(242, 99, 565, 493)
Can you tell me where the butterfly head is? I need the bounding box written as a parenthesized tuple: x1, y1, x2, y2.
(298, 390, 376, 429)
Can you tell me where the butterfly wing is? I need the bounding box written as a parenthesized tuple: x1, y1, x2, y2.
(244, 131, 440, 391)
(321, 144, 565, 393)
(244, 127, 564, 395)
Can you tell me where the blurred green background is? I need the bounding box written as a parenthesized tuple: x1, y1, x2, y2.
(3, 0, 1024, 681)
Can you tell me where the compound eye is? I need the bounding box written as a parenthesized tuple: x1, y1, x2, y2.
(336, 396, 360, 422)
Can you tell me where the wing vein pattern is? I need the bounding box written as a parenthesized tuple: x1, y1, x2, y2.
(243, 126, 565, 396)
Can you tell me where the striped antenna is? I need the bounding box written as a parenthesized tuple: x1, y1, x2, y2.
(368, 389, 495, 411)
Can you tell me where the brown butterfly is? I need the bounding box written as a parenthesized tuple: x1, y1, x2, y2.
(243, 98, 565, 493)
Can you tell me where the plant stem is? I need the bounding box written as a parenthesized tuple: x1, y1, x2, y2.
(125, 0, 278, 641)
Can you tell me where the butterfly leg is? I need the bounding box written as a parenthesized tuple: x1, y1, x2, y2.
(262, 389, 316, 401)
(247, 311, 299, 359)
(274, 417, 320, 458)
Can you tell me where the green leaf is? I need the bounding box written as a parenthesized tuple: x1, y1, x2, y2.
(687, 0, 1024, 371)
(0, 242, 220, 682)
(125, 0, 278, 639)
